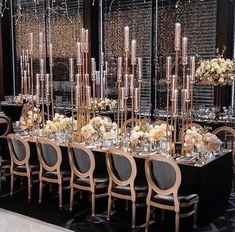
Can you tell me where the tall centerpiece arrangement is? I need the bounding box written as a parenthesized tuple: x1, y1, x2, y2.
(116, 26, 143, 136)
(165, 23, 196, 152)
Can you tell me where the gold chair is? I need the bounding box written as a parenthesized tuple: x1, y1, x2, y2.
(212, 126, 235, 162)
(36, 137, 70, 208)
(145, 155, 199, 232)
(121, 118, 140, 133)
(7, 133, 39, 200)
(178, 123, 203, 143)
(68, 143, 108, 217)
(0, 116, 12, 191)
(106, 148, 147, 228)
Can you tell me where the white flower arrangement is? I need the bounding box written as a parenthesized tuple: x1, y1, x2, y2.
(14, 94, 36, 104)
(90, 98, 117, 111)
(44, 113, 77, 133)
(196, 56, 235, 86)
(19, 107, 42, 130)
(184, 127, 222, 152)
(81, 116, 117, 140)
(130, 123, 171, 142)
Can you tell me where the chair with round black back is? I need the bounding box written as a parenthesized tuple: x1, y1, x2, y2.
(106, 148, 147, 228)
(36, 137, 70, 208)
(145, 155, 199, 232)
(68, 143, 108, 217)
(7, 134, 39, 200)
(212, 126, 235, 164)
(0, 116, 12, 191)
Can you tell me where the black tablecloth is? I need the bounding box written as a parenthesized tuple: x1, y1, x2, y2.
(1, 105, 22, 122)
(179, 152, 233, 225)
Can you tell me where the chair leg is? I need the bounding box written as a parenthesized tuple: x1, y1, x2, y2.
(145, 205, 151, 232)
(69, 187, 74, 212)
(39, 180, 43, 204)
(107, 195, 112, 221)
(193, 203, 198, 229)
(91, 192, 95, 218)
(59, 184, 62, 209)
(132, 201, 136, 228)
(10, 174, 14, 196)
(27, 177, 31, 201)
(175, 212, 180, 232)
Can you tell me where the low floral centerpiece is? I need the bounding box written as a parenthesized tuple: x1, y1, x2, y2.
(44, 113, 77, 133)
(81, 116, 117, 141)
(129, 123, 172, 152)
(196, 48, 235, 86)
(90, 98, 117, 111)
(184, 127, 222, 153)
(14, 94, 36, 104)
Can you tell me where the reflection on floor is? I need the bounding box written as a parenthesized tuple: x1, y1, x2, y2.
(0, 180, 233, 232)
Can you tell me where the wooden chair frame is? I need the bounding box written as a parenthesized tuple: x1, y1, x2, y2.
(106, 148, 146, 228)
(68, 142, 108, 217)
(0, 116, 11, 191)
(36, 137, 70, 208)
(7, 133, 38, 200)
(121, 118, 140, 133)
(0, 116, 11, 138)
(145, 155, 198, 232)
(212, 126, 235, 163)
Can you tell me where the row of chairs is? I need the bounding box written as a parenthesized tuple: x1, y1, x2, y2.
(3, 134, 199, 231)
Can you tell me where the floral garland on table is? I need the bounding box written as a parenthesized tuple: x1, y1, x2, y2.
(44, 113, 77, 133)
(196, 48, 235, 86)
(14, 94, 36, 104)
(81, 116, 117, 140)
(90, 98, 117, 111)
(19, 103, 42, 130)
(184, 127, 222, 152)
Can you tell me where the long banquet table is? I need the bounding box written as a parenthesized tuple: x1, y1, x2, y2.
(3, 134, 234, 226)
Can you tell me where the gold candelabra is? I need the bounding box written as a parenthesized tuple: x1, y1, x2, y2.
(165, 23, 196, 154)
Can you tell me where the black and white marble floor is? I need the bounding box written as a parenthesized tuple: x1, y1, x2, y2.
(0, 180, 234, 232)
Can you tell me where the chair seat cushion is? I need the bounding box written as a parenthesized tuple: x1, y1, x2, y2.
(43, 171, 70, 179)
(14, 165, 39, 173)
(112, 179, 147, 195)
(74, 173, 109, 187)
(152, 193, 199, 206)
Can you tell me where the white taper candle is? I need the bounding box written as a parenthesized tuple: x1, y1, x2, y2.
(174, 23, 181, 51)
(131, 39, 137, 65)
(182, 37, 188, 64)
(69, 58, 74, 82)
(190, 56, 196, 83)
(166, 56, 172, 83)
(124, 26, 129, 52)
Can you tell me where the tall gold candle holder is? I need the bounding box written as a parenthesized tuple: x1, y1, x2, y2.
(75, 28, 93, 142)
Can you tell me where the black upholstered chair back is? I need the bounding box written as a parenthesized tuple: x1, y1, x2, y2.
(145, 155, 181, 197)
(7, 134, 30, 166)
(68, 143, 95, 178)
(36, 138, 62, 172)
(106, 148, 137, 187)
(151, 160, 176, 190)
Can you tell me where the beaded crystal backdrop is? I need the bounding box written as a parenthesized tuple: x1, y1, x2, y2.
(13, 0, 83, 92)
(156, 0, 217, 109)
(103, 0, 153, 111)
